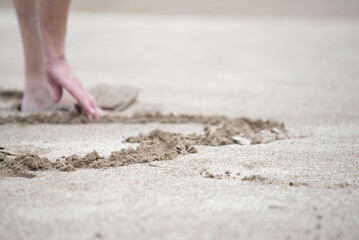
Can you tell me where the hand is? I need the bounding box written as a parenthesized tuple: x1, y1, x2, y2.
(45, 57, 102, 120)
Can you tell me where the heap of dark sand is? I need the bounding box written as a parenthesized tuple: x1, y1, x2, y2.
(125, 119, 287, 146)
(0, 134, 197, 178)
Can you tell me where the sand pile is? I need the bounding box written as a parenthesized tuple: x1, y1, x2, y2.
(0, 86, 288, 178)
(0, 134, 197, 177)
(0, 111, 287, 130)
(126, 120, 287, 146)
(1, 122, 287, 178)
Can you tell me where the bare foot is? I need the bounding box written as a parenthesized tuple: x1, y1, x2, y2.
(21, 80, 77, 113)
(22, 58, 102, 120)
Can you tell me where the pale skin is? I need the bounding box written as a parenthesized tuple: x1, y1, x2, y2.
(13, 0, 102, 120)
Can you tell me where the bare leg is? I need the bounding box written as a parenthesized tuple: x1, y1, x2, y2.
(13, 0, 101, 119)
(13, 0, 76, 113)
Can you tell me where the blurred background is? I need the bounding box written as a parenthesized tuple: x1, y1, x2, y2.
(0, 0, 358, 123)
(0, 0, 359, 17)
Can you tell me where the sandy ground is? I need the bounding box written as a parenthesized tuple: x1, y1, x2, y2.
(0, 7, 359, 240)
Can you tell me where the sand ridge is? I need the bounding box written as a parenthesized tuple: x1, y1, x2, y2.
(125, 120, 288, 146)
(0, 111, 287, 128)
(1, 123, 287, 177)
(0, 132, 197, 177)
(0, 87, 288, 178)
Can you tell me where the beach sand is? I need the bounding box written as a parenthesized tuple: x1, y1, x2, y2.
(0, 5, 359, 240)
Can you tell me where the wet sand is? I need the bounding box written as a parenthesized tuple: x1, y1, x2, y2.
(0, 8, 359, 240)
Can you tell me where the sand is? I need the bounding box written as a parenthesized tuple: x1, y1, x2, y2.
(1, 133, 197, 177)
(0, 89, 287, 177)
(89, 85, 140, 111)
(0, 7, 359, 240)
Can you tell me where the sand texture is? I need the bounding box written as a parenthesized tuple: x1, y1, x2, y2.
(1, 133, 197, 177)
(0, 9, 359, 240)
(89, 84, 140, 111)
(0, 103, 287, 177)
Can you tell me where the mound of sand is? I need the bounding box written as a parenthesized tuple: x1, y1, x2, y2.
(0, 132, 197, 177)
(0, 86, 288, 178)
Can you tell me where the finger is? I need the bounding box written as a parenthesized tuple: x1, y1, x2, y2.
(78, 94, 96, 118)
(56, 76, 97, 120)
(85, 90, 96, 110)
(86, 112, 94, 121)
(59, 78, 93, 116)
(89, 96, 101, 119)
(67, 87, 95, 119)
(50, 85, 63, 103)
(97, 107, 105, 116)
(84, 90, 102, 119)
(48, 76, 63, 102)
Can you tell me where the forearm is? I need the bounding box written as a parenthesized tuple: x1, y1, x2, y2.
(36, 0, 71, 62)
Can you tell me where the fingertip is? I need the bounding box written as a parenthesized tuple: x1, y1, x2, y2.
(93, 111, 100, 120)
(50, 86, 63, 102)
(98, 108, 105, 116)
(87, 113, 93, 121)
(93, 106, 104, 119)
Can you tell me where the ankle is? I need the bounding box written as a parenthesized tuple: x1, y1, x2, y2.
(44, 55, 67, 68)
(23, 77, 51, 98)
